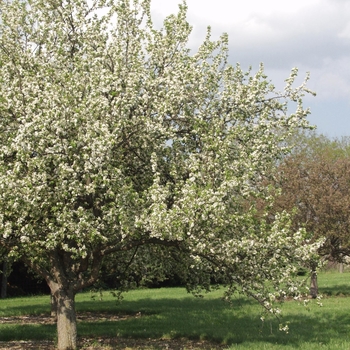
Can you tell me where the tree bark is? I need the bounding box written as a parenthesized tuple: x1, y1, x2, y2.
(51, 292, 58, 319)
(310, 269, 318, 299)
(54, 288, 77, 350)
(1, 260, 8, 299)
(339, 262, 344, 273)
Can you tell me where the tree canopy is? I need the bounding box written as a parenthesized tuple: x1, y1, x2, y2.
(0, 0, 320, 349)
(273, 132, 350, 262)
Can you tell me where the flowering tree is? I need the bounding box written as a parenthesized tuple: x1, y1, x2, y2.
(0, 0, 321, 349)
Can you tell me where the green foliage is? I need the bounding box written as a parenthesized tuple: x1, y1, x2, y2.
(288, 131, 350, 160)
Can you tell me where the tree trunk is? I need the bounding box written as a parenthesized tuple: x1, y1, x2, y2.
(51, 292, 57, 319)
(339, 262, 344, 273)
(54, 288, 77, 350)
(1, 260, 8, 299)
(310, 269, 318, 299)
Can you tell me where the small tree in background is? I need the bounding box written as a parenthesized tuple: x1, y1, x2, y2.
(0, 0, 320, 349)
(273, 132, 350, 296)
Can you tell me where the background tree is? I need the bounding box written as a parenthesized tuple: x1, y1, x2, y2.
(272, 132, 350, 295)
(0, 248, 10, 299)
(0, 0, 320, 349)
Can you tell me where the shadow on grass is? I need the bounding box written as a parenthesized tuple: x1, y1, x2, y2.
(0, 296, 50, 317)
(2, 295, 350, 348)
(76, 296, 350, 347)
(0, 324, 55, 342)
(319, 284, 350, 297)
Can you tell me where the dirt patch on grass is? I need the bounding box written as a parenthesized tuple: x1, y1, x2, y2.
(0, 314, 227, 349)
(0, 312, 139, 325)
(0, 337, 227, 349)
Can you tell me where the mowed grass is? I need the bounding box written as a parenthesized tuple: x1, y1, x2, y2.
(0, 271, 350, 349)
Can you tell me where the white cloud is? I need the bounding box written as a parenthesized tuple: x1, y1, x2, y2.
(149, 0, 350, 136)
(304, 57, 350, 100)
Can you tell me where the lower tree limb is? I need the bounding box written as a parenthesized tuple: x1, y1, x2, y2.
(51, 292, 58, 319)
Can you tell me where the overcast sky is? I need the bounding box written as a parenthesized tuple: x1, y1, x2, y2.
(150, 0, 350, 138)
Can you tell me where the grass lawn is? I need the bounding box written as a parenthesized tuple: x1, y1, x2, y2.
(0, 271, 350, 349)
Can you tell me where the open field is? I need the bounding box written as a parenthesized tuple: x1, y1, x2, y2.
(0, 271, 350, 349)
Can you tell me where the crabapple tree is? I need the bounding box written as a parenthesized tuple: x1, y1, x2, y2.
(0, 0, 320, 349)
